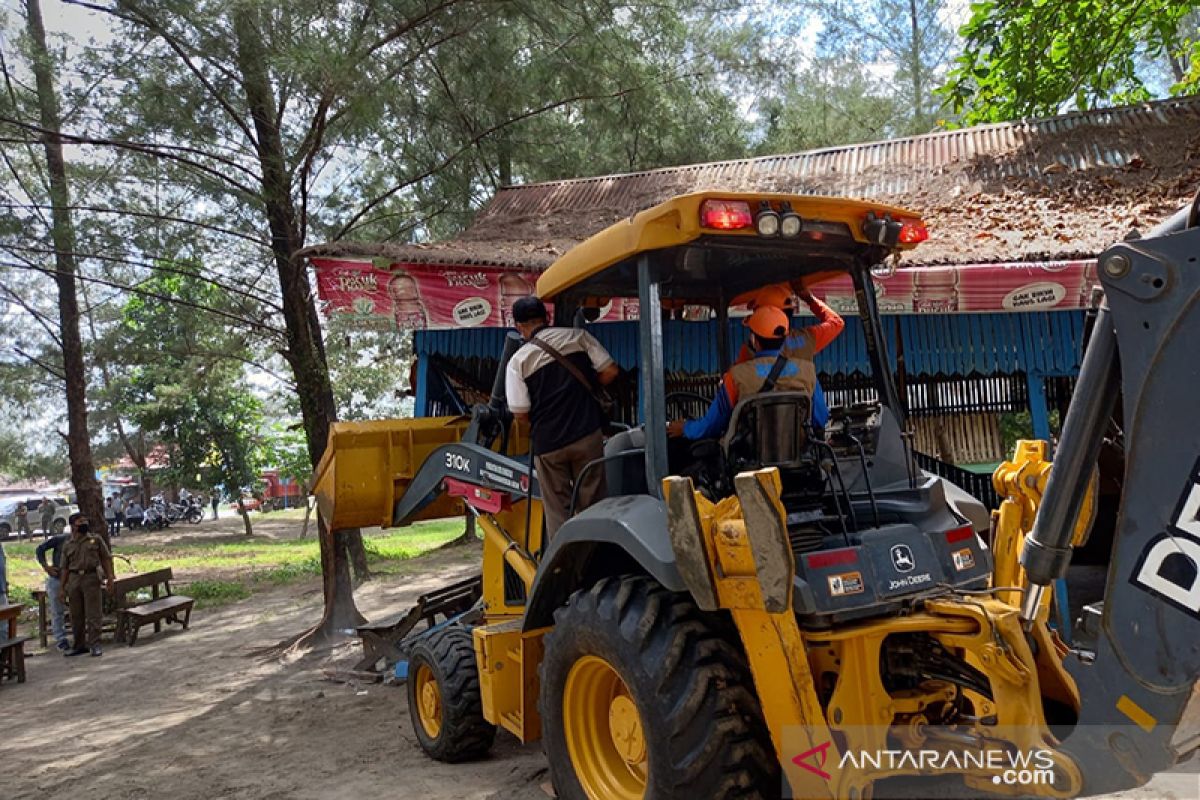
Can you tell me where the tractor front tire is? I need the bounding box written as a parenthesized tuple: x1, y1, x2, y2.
(406, 626, 496, 762)
(540, 575, 780, 800)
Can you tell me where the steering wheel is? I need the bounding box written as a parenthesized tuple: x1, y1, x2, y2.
(665, 391, 712, 417)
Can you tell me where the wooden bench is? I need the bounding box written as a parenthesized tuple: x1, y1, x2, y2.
(109, 568, 194, 646)
(1, 636, 30, 683)
(0, 603, 27, 684)
(122, 596, 193, 646)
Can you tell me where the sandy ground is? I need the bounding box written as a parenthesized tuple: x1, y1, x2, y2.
(1, 535, 546, 800)
(1, 516, 1196, 800)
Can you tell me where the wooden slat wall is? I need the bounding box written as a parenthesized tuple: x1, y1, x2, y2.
(912, 413, 1005, 465)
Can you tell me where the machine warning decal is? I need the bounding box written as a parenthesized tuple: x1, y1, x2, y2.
(952, 548, 976, 571)
(828, 572, 865, 597)
(480, 460, 523, 491)
(890, 544, 915, 573)
(1131, 458, 1200, 619)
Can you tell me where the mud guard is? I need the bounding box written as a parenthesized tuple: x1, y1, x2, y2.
(522, 494, 686, 631)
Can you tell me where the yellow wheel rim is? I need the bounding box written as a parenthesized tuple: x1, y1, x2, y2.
(563, 655, 648, 800)
(414, 662, 442, 739)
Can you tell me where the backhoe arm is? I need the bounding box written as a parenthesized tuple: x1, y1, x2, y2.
(1024, 206, 1200, 793)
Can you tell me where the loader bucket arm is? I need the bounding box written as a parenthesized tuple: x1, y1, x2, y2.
(1046, 211, 1200, 792)
(311, 416, 538, 532)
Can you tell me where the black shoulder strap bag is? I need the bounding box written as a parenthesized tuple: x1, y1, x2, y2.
(527, 334, 616, 418)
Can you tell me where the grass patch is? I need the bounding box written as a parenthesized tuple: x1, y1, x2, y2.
(1, 518, 468, 618)
(256, 556, 323, 585)
(186, 579, 253, 608)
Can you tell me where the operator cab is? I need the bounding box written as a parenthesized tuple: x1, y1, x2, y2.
(536, 192, 990, 627)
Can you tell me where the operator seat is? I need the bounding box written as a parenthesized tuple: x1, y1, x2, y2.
(722, 391, 814, 480)
(604, 427, 648, 497)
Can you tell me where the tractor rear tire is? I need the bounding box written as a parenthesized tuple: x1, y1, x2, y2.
(540, 575, 780, 800)
(406, 626, 496, 762)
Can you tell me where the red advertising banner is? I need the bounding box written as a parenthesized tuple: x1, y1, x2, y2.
(312, 257, 1100, 329)
(809, 260, 1100, 316)
(312, 258, 639, 330)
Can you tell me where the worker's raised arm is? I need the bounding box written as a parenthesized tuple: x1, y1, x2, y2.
(581, 331, 618, 385)
(798, 289, 844, 353)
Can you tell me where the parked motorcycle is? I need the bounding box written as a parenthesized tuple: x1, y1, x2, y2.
(144, 496, 171, 530)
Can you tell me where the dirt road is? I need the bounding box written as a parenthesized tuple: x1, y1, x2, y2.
(1, 541, 546, 800)
(2, 526, 1195, 800)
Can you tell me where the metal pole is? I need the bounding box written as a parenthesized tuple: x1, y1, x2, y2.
(716, 292, 730, 374)
(1019, 304, 1119, 622)
(638, 256, 669, 496)
(852, 265, 906, 429)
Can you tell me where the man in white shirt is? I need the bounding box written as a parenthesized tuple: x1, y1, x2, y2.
(505, 297, 619, 538)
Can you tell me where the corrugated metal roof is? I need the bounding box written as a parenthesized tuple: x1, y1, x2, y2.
(307, 96, 1200, 269)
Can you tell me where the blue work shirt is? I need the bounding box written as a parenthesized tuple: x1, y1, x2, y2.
(682, 350, 829, 439)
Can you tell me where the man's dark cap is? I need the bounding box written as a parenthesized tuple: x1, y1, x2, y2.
(512, 296, 548, 323)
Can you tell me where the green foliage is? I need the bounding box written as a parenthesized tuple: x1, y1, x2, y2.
(324, 314, 412, 421)
(256, 556, 323, 584)
(999, 409, 1062, 455)
(942, 1, 1200, 123)
(106, 262, 265, 494)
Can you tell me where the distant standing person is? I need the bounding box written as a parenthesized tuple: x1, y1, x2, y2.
(103, 496, 118, 539)
(504, 296, 619, 538)
(211, 491, 219, 520)
(15, 501, 31, 541)
(113, 493, 125, 537)
(36, 531, 71, 651)
(0, 537, 8, 605)
(0, 538, 7, 643)
(60, 512, 115, 657)
(40, 497, 56, 539)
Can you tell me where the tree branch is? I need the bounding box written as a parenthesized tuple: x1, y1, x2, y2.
(0, 119, 262, 196)
(0, 259, 285, 337)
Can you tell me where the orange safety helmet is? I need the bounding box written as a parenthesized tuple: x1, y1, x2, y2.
(745, 305, 790, 339)
(747, 283, 798, 313)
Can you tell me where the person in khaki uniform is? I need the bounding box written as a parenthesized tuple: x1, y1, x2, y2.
(59, 512, 115, 657)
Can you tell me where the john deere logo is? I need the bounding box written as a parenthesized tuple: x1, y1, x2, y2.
(891, 544, 915, 573)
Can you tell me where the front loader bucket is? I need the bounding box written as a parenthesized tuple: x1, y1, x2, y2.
(311, 416, 473, 531)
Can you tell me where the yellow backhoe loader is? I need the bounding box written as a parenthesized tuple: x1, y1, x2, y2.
(313, 191, 1200, 799)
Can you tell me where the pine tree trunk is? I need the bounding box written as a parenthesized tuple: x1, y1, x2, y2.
(232, 5, 368, 639)
(24, 0, 105, 540)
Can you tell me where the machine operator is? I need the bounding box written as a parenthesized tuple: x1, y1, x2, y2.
(667, 287, 844, 440)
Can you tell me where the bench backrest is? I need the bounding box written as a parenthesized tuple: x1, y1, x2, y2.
(111, 568, 175, 605)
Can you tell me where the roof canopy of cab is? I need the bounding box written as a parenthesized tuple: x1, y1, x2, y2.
(535, 191, 927, 305)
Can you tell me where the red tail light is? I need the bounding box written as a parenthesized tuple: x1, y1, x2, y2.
(805, 548, 859, 569)
(700, 199, 753, 230)
(945, 525, 975, 543)
(898, 219, 929, 244)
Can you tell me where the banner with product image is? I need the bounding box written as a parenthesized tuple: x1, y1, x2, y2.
(312, 258, 640, 330)
(312, 257, 1101, 329)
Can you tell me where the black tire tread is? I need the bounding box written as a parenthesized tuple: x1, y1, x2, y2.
(541, 575, 780, 799)
(407, 626, 496, 762)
